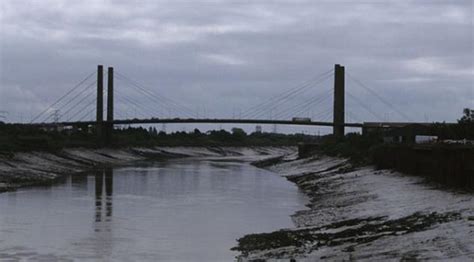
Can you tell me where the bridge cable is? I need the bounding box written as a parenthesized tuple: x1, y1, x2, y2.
(65, 97, 96, 122)
(273, 88, 333, 120)
(277, 90, 334, 120)
(115, 89, 157, 119)
(116, 96, 152, 119)
(245, 72, 334, 119)
(78, 106, 108, 122)
(241, 70, 333, 118)
(240, 68, 334, 118)
(114, 74, 195, 118)
(293, 98, 333, 121)
(56, 88, 96, 122)
(346, 71, 413, 121)
(38, 80, 96, 123)
(76, 107, 96, 122)
(30, 71, 96, 123)
(321, 110, 335, 122)
(114, 73, 185, 113)
(113, 75, 164, 117)
(273, 83, 334, 119)
(346, 90, 385, 121)
(40, 80, 96, 123)
(248, 73, 334, 119)
(115, 72, 197, 118)
(346, 111, 363, 123)
(115, 74, 195, 118)
(52, 80, 96, 118)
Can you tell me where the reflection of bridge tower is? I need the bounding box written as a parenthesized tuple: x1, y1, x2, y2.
(333, 64, 345, 138)
(93, 168, 114, 259)
(95, 168, 113, 223)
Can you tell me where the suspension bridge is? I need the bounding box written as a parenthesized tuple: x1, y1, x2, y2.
(21, 64, 421, 145)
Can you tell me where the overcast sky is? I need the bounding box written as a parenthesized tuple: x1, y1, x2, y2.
(0, 0, 473, 133)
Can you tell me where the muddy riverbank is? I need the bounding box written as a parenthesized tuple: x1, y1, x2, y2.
(234, 155, 474, 261)
(2, 146, 473, 260)
(0, 147, 294, 193)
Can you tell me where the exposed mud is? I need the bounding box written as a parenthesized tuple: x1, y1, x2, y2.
(0, 147, 294, 193)
(235, 155, 474, 261)
(2, 147, 473, 260)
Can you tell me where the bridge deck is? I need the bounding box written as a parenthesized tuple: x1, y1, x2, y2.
(27, 118, 364, 128)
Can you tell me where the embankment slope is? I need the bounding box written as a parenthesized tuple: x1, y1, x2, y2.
(0, 146, 294, 192)
(234, 155, 474, 261)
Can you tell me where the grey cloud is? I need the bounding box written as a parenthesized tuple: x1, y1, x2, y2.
(0, 0, 472, 130)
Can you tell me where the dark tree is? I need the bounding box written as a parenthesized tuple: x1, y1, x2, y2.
(459, 108, 473, 123)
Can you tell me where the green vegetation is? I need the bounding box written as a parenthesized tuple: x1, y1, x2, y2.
(115, 127, 318, 147)
(0, 123, 318, 153)
(317, 132, 383, 165)
(0, 124, 97, 153)
(428, 108, 474, 140)
(459, 108, 474, 123)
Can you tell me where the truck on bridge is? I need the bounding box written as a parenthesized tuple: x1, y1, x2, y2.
(292, 117, 311, 123)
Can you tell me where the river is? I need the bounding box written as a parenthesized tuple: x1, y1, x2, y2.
(0, 158, 307, 261)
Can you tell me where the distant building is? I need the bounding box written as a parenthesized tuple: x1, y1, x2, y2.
(382, 124, 437, 144)
(255, 125, 262, 133)
(41, 124, 65, 132)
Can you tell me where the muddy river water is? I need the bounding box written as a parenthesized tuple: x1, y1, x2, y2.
(0, 158, 307, 261)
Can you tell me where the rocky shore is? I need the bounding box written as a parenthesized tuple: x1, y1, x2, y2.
(234, 155, 474, 261)
(0, 146, 293, 193)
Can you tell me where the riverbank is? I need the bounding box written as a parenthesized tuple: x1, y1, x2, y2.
(3, 146, 473, 260)
(234, 155, 474, 261)
(0, 146, 294, 193)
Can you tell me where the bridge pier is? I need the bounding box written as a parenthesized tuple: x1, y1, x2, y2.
(333, 64, 345, 139)
(96, 65, 104, 146)
(105, 67, 114, 146)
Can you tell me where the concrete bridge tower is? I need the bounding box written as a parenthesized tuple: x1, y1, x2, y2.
(333, 64, 345, 138)
(105, 67, 114, 146)
(96, 65, 104, 145)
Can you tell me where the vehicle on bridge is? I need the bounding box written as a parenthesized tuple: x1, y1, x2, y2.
(292, 117, 311, 123)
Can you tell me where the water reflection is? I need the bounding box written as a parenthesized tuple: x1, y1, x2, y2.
(0, 160, 307, 261)
(94, 168, 113, 223)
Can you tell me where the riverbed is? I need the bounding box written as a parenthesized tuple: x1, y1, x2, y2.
(234, 156, 474, 261)
(0, 158, 307, 261)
